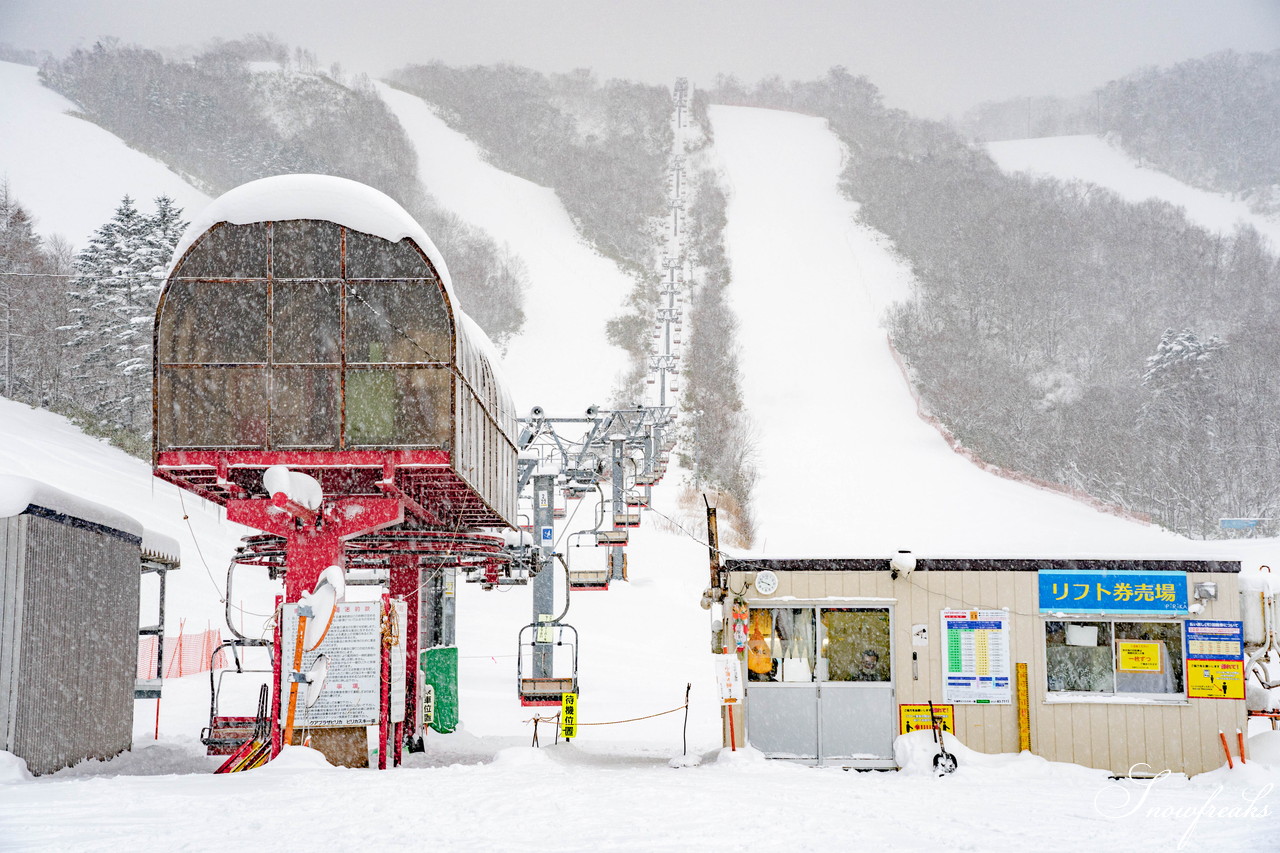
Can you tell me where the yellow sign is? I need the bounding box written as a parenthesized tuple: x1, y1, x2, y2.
(1187, 660, 1245, 700)
(1117, 641, 1161, 672)
(900, 704, 954, 735)
(559, 692, 578, 738)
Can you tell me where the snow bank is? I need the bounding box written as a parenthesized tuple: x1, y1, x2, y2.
(251, 745, 335, 773)
(893, 729, 1106, 783)
(0, 751, 33, 784)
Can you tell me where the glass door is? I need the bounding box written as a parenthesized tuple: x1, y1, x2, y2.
(817, 608, 895, 763)
(744, 605, 895, 765)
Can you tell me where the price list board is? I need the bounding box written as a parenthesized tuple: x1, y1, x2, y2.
(941, 609, 1011, 705)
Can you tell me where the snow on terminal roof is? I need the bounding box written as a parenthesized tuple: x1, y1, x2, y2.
(0, 473, 143, 540)
(169, 174, 455, 298)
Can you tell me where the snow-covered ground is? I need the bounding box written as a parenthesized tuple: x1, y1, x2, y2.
(987, 134, 1280, 250)
(0, 61, 211, 247)
(2, 85, 1280, 852)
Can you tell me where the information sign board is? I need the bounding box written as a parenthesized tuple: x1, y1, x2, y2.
(899, 703, 954, 735)
(1185, 620, 1245, 660)
(715, 654, 744, 705)
(941, 609, 1011, 704)
(281, 602, 381, 727)
(1185, 620, 1245, 700)
(560, 692, 578, 739)
(1117, 641, 1162, 672)
(1187, 659, 1245, 700)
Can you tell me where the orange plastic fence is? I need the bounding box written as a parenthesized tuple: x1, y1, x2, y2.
(137, 628, 227, 679)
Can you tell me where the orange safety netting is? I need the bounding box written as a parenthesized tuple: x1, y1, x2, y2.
(137, 628, 228, 679)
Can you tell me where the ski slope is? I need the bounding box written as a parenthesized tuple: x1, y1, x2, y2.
(0, 61, 211, 248)
(987, 134, 1280, 251)
(2, 83, 1280, 852)
(710, 106, 1245, 562)
(375, 82, 631, 413)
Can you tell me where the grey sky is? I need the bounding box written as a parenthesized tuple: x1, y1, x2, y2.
(2, 0, 1277, 117)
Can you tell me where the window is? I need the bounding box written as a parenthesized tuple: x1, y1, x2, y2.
(746, 607, 890, 683)
(1045, 619, 1184, 698)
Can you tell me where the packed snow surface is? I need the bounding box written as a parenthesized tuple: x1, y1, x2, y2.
(0, 61, 211, 248)
(2, 92, 1280, 851)
(987, 134, 1280, 250)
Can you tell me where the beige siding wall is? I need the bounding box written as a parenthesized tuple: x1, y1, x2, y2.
(731, 569, 1245, 776)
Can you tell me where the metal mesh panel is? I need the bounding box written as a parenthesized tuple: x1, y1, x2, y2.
(1, 514, 139, 776)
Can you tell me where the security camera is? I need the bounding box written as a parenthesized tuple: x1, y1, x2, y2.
(890, 550, 916, 580)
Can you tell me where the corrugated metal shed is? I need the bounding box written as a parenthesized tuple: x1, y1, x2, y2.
(0, 476, 144, 776)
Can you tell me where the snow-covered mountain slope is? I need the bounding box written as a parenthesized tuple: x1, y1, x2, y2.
(375, 82, 631, 412)
(711, 106, 1257, 562)
(987, 134, 1280, 250)
(0, 61, 211, 248)
(0, 397, 268, 634)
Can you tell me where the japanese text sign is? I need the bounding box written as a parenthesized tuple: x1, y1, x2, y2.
(1037, 571, 1187, 614)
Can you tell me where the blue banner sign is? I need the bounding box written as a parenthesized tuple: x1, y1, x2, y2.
(1185, 620, 1244, 661)
(1037, 571, 1188, 614)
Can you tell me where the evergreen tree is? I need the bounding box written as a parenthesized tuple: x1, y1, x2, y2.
(64, 194, 186, 436)
(0, 182, 46, 398)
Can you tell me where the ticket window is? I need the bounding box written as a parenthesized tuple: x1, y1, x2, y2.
(746, 607, 891, 683)
(1045, 620, 1184, 697)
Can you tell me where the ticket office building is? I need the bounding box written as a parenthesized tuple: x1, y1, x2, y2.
(724, 558, 1245, 776)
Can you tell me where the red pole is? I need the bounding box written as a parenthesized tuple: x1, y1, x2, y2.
(728, 705, 737, 751)
(379, 594, 391, 770)
(1237, 728, 1247, 764)
(1219, 730, 1234, 769)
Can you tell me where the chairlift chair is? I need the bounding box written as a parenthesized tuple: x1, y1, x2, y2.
(568, 568, 611, 591)
(595, 529, 629, 546)
(517, 622, 579, 706)
(201, 639, 272, 756)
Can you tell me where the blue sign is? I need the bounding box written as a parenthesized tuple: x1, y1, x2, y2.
(540, 526, 553, 543)
(1038, 571, 1188, 614)
(1185, 620, 1244, 661)
(1220, 518, 1262, 530)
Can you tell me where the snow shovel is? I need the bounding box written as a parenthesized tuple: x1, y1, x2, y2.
(930, 701, 957, 775)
